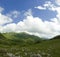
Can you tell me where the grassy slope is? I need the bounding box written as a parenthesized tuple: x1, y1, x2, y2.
(2, 33, 42, 45)
(0, 33, 60, 57)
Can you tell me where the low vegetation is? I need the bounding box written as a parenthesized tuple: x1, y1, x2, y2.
(0, 33, 60, 57)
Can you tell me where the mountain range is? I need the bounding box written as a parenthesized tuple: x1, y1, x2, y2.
(0, 32, 60, 57)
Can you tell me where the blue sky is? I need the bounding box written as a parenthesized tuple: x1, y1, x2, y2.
(0, 0, 60, 38)
(0, 0, 46, 11)
(0, 0, 56, 22)
(0, 0, 42, 12)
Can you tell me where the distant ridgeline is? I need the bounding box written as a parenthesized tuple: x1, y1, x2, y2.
(0, 32, 43, 45)
(52, 35, 60, 39)
(0, 32, 60, 45)
(0, 33, 60, 57)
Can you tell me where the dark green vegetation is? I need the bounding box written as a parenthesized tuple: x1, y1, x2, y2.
(0, 33, 60, 57)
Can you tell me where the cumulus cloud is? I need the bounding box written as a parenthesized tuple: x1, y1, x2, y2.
(0, 7, 13, 25)
(24, 9, 32, 16)
(0, 13, 13, 25)
(0, 15, 53, 38)
(2, 23, 16, 33)
(0, 7, 4, 13)
(55, 0, 60, 5)
(16, 16, 55, 38)
(35, 6, 46, 10)
(35, 1, 56, 11)
(1, 15, 60, 38)
(7, 10, 20, 19)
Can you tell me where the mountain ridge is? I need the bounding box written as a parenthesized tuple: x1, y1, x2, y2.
(0, 32, 43, 45)
(0, 33, 60, 57)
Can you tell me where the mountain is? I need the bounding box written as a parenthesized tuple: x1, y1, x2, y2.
(52, 35, 60, 39)
(0, 33, 60, 57)
(0, 32, 42, 45)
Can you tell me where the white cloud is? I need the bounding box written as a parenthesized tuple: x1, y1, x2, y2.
(0, 7, 13, 25)
(55, 0, 60, 5)
(2, 23, 16, 33)
(16, 16, 54, 38)
(35, 1, 56, 11)
(0, 13, 13, 25)
(24, 9, 32, 16)
(0, 7, 4, 13)
(1, 15, 60, 39)
(7, 10, 20, 19)
(35, 6, 46, 10)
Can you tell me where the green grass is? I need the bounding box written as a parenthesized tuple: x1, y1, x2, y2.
(0, 33, 60, 57)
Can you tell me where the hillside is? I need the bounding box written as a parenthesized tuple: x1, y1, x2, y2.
(0, 33, 60, 57)
(0, 32, 42, 45)
(52, 35, 60, 39)
(0, 33, 6, 39)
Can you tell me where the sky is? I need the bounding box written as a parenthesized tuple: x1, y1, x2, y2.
(0, 0, 60, 38)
